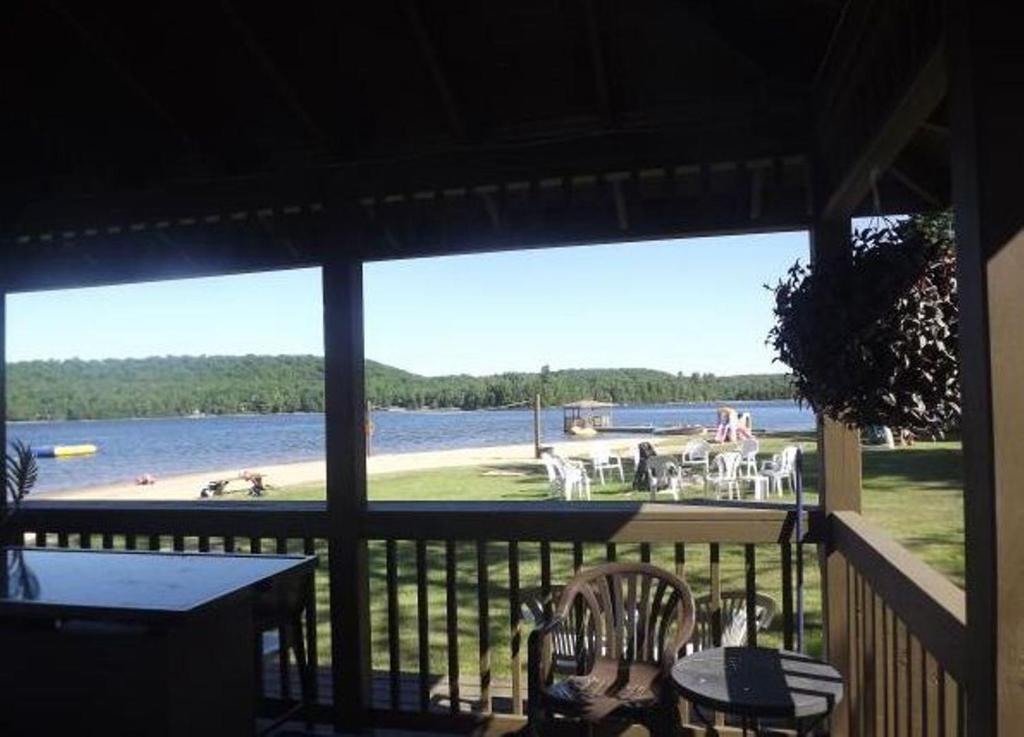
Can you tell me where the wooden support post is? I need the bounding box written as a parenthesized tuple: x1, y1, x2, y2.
(0, 288, 7, 533)
(949, 4, 1024, 733)
(323, 257, 371, 731)
(810, 217, 863, 737)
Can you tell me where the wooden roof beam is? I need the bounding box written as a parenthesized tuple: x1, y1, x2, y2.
(819, 43, 946, 220)
(404, 0, 467, 141)
(888, 166, 943, 209)
(43, 1, 198, 153)
(583, 0, 614, 128)
(218, 0, 332, 150)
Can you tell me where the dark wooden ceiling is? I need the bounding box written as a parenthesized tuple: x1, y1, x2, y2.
(3, 1, 839, 207)
(0, 0, 949, 288)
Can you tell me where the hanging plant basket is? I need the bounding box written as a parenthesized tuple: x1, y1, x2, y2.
(767, 213, 959, 438)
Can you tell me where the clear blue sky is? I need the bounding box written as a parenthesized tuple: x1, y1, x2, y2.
(6, 231, 809, 376)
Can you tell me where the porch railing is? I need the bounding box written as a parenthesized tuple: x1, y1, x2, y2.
(9, 500, 965, 736)
(830, 511, 967, 737)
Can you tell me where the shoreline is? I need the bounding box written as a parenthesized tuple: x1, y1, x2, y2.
(34, 437, 683, 502)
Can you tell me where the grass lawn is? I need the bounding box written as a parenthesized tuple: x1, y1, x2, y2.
(261, 433, 963, 680)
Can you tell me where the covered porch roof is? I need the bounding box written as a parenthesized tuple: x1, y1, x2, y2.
(2, 1, 949, 290)
(1, 1, 1021, 736)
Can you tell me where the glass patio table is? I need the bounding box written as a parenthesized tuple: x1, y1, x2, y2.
(671, 646, 844, 736)
(0, 546, 316, 736)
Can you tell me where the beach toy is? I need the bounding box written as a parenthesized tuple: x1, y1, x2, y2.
(33, 444, 98, 458)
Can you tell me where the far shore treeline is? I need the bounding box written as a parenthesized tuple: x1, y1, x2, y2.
(5, 356, 794, 421)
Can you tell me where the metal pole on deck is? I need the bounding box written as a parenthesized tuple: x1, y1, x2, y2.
(795, 445, 805, 652)
(534, 394, 542, 458)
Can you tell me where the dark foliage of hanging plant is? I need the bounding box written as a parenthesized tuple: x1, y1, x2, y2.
(767, 212, 959, 437)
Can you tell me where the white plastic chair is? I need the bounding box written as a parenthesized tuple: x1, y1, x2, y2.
(540, 453, 563, 497)
(559, 455, 592, 500)
(541, 453, 591, 501)
(707, 451, 742, 500)
(737, 437, 760, 478)
(589, 445, 624, 485)
(680, 439, 711, 478)
(761, 445, 799, 497)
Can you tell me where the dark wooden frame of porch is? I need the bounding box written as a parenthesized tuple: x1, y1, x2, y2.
(1, 1, 1020, 734)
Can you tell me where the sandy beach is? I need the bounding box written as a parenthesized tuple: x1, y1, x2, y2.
(38, 437, 669, 502)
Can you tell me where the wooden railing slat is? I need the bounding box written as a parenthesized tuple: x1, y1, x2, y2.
(445, 539, 459, 713)
(910, 634, 923, 736)
(540, 541, 552, 616)
(896, 619, 909, 737)
(276, 532, 294, 702)
(303, 537, 319, 703)
(416, 539, 430, 713)
(709, 543, 722, 646)
(386, 539, 401, 710)
(848, 561, 859, 737)
(477, 540, 491, 714)
(744, 544, 757, 647)
(873, 585, 886, 737)
(858, 571, 868, 737)
(925, 651, 940, 737)
(508, 540, 522, 716)
(885, 606, 896, 737)
(781, 542, 794, 651)
(956, 680, 966, 737)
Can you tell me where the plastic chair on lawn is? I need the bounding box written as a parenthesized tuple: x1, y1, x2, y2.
(707, 452, 742, 500)
(737, 437, 760, 478)
(558, 455, 592, 500)
(691, 590, 777, 651)
(761, 445, 799, 497)
(590, 445, 625, 485)
(541, 452, 591, 500)
(680, 439, 711, 483)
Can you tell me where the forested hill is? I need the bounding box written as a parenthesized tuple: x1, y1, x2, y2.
(4, 356, 794, 421)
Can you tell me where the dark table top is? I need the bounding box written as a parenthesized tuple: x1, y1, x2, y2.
(0, 547, 316, 623)
(671, 647, 844, 720)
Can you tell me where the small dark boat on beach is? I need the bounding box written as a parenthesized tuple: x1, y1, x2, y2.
(593, 425, 655, 434)
(652, 425, 705, 436)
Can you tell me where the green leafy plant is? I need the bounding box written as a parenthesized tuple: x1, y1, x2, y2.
(2, 439, 38, 534)
(767, 212, 959, 438)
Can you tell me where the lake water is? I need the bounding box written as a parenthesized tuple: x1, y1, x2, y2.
(7, 400, 814, 493)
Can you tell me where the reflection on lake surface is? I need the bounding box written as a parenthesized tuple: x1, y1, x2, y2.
(7, 401, 813, 493)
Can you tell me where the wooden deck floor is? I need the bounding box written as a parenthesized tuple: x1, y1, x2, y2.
(261, 660, 811, 736)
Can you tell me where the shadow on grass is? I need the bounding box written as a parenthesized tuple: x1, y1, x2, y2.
(862, 446, 963, 492)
